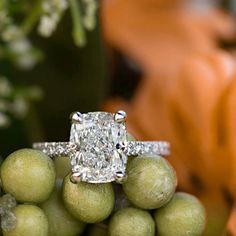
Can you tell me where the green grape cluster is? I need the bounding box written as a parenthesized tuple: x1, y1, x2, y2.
(0, 147, 206, 236)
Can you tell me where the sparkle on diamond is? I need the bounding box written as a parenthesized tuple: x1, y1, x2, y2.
(70, 112, 127, 183)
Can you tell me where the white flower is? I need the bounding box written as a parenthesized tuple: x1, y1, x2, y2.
(42, 1, 51, 12)
(15, 53, 37, 70)
(54, 0, 68, 11)
(2, 25, 22, 42)
(8, 38, 37, 69)
(0, 77, 12, 96)
(0, 112, 10, 127)
(38, 0, 68, 37)
(9, 38, 31, 54)
(11, 97, 29, 118)
(38, 15, 57, 37)
(82, 0, 97, 30)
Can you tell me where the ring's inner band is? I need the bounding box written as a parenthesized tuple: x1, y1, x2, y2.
(33, 141, 170, 158)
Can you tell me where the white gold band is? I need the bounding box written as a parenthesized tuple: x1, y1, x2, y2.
(33, 141, 170, 158)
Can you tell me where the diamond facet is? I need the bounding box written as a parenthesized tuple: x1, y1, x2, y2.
(69, 112, 127, 183)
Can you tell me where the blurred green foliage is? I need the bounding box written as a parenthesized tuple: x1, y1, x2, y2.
(0, 0, 108, 156)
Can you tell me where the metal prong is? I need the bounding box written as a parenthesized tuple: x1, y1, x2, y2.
(69, 172, 81, 184)
(116, 142, 127, 152)
(115, 171, 127, 184)
(114, 110, 127, 123)
(70, 112, 83, 124)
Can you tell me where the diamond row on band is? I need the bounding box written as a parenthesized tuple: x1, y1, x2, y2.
(126, 141, 170, 156)
(33, 141, 170, 157)
(32, 142, 76, 157)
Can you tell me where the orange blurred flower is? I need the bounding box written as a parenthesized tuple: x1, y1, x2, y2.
(102, 0, 236, 235)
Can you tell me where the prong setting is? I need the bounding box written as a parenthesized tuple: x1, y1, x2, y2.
(115, 171, 126, 184)
(114, 110, 127, 123)
(116, 141, 127, 152)
(70, 112, 83, 124)
(70, 172, 81, 184)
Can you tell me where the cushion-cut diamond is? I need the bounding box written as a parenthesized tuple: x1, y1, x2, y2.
(70, 112, 127, 183)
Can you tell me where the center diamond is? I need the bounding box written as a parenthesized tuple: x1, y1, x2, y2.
(69, 112, 127, 183)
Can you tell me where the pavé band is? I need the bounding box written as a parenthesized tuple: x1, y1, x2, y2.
(33, 141, 170, 157)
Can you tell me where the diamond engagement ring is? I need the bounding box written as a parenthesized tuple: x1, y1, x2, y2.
(33, 111, 170, 184)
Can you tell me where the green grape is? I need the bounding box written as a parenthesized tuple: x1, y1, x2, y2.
(3, 204, 48, 236)
(53, 156, 71, 179)
(154, 192, 206, 236)
(108, 207, 155, 236)
(62, 174, 115, 223)
(123, 156, 177, 209)
(1, 149, 56, 203)
(40, 184, 85, 236)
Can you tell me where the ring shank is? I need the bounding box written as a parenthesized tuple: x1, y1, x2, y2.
(33, 141, 170, 157)
(126, 141, 170, 156)
(32, 142, 75, 157)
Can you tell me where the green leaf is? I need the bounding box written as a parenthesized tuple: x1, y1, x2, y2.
(69, 0, 86, 47)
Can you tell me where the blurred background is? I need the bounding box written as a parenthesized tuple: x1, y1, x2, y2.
(0, 0, 236, 235)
